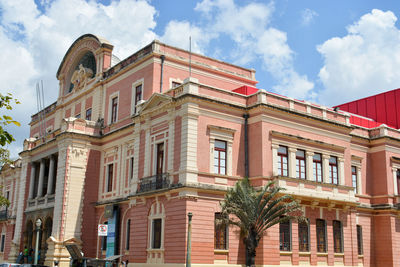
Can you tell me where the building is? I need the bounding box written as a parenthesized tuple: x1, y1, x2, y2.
(0, 33, 399, 267)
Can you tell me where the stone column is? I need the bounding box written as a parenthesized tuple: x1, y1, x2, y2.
(37, 159, 45, 197)
(47, 155, 56, 195)
(288, 147, 297, 178)
(322, 155, 330, 183)
(272, 144, 279, 176)
(393, 168, 398, 195)
(339, 157, 345, 186)
(306, 151, 314, 181)
(357, 167, 362, 195)
(8, 157, 29, 262)
(28, 162, 36, 199)
(179, 102, 199, 184)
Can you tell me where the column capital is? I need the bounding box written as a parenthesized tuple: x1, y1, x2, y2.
(288, 147, 297, 153)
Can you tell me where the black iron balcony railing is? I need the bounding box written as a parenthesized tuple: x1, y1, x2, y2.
(0, 208, 8, 221)
(138, 173, 170, 193)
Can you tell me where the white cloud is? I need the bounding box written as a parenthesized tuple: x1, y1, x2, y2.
(317, 9, 400, 105)
(0, 0, 158, 157)
(301, 8, 318, 26)
(160, 20, 212, 54)
(193, 0, 314, 99)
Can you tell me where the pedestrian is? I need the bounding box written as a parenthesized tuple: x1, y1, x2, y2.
(23, 246, 29, 263)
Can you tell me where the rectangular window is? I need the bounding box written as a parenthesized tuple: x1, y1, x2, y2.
(134, 84, 142, 113)
(316, 219, 326, 252)
(86, 108, 92, 121)
(214, 213, 227, 250)
(278, 146, 288, 176)
(352, 166, 358, 193)
(152, 218, 162, 249)
(172, 81, 181, 88)
(0, 234, 4, 252)
(397, 170, 400, 196)
(298, 220, 309, 252)
(101, 221, 108, 251)
(125, 219, 131, 250)
(5, 191, 9, 201)
(129, 157, 134, 179)
(313, 153, 322, 182)
(329, 156, 338, 184)
(107, 164, 114, 192)
(333, 220, 343, 253)
(357, 225, 363, 255)
(279, 220, 291, 251)
(111, 96, 118, 123)
(296, 150, 306, 179)
(214, 140, 227, 175)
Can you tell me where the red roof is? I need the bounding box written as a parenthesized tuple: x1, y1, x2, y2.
(233, 85, 258, 95)
(334, 88, 400, 129)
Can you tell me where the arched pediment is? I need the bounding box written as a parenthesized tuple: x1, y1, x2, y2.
(57, 34, 113, 95)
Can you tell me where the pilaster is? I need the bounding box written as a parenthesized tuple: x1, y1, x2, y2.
(306, 151, 314, 181)
(288, 147, 297, 178)
(179, 103, 199, 184)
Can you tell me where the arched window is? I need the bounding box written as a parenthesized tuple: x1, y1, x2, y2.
(68, 51, 96, 93)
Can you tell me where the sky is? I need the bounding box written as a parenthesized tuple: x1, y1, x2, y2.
(1, 0, 400, 158)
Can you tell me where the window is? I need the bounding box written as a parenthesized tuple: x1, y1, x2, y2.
(313, 153, 322, 182)
(333, 220, 343, 253)
(5, 191, 9, 201)
(0, 234, 4, 252)
(125, 219, 131, 250)
(107, 164, 114, 192)
(134, 84, 142, 113)
(75, 113, 81, 119)
(316, 219, 326, 252)
(329, 156, 338, 184)
(214, 140, 227, 175)
(352, 166, 358, 193)
(86, 108, 92, 121)
(152, 218, 162, 249)
(129, 157, 134, 179)
(357, 225, 363, 255)
(279, 220, 291, 251)
(214, 213, 227, 250)
(397, 170, 400, 196)
(278, 146, 288, 176)
(111, 96, 118, 123)
(172, 81, 181, 88)
(296, 150, 306, 179)
(101, 221, 108, 251)
(298, 220, 309, 252)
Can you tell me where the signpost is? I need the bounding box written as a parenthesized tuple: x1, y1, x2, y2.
(98, 224, 108, 236)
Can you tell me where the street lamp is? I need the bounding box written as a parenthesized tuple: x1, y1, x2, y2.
(34, 218, 42, 265)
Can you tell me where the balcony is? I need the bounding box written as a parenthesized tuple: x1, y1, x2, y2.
(137, 173, 170, 193)
(0, 208, 8, 221)
(26, 194, 56, 211)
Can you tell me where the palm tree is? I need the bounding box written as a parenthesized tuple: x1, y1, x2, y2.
(218, 177, 303, 267)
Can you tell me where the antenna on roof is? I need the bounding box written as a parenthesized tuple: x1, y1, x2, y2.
(189, 36, 192, 77)
(36, 81, 47, 140)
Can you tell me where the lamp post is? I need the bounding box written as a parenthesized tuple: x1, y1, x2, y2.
(34, 218, 42, 265)
(186, 212, 193, 267)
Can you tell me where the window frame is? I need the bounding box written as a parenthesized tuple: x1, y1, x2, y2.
(352, 166, 358, 193)
(214, 140, 227, 175)
(329, 156, 338, 185)
(278, 146, 289, 177)
(131, 79, 144, 115)
(125, 219, 131, 250)
(298, 219, 309, 252)
(316, 219, 327, 253)
(296, 149, 306, 179)
(214, 212, 228, 250)
(279, 219, 291, 251)
(208, 125, 235, 176)
(397, 169, 400, 196)
(0, 234, 4, 252)
(357, 225, 363, 255)
(313, 153, 323, 182)
(111, 96, 118, 124)
(129, 157, 134, 180)
(85, 108, 92, 121)
(333, 220, 343, 253)
(107, 164, 114, 192)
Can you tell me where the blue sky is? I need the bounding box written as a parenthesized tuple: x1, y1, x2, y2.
(2, 0, 400, 157)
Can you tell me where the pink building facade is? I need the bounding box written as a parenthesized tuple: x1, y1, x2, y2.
(0, 34, 399, 267)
